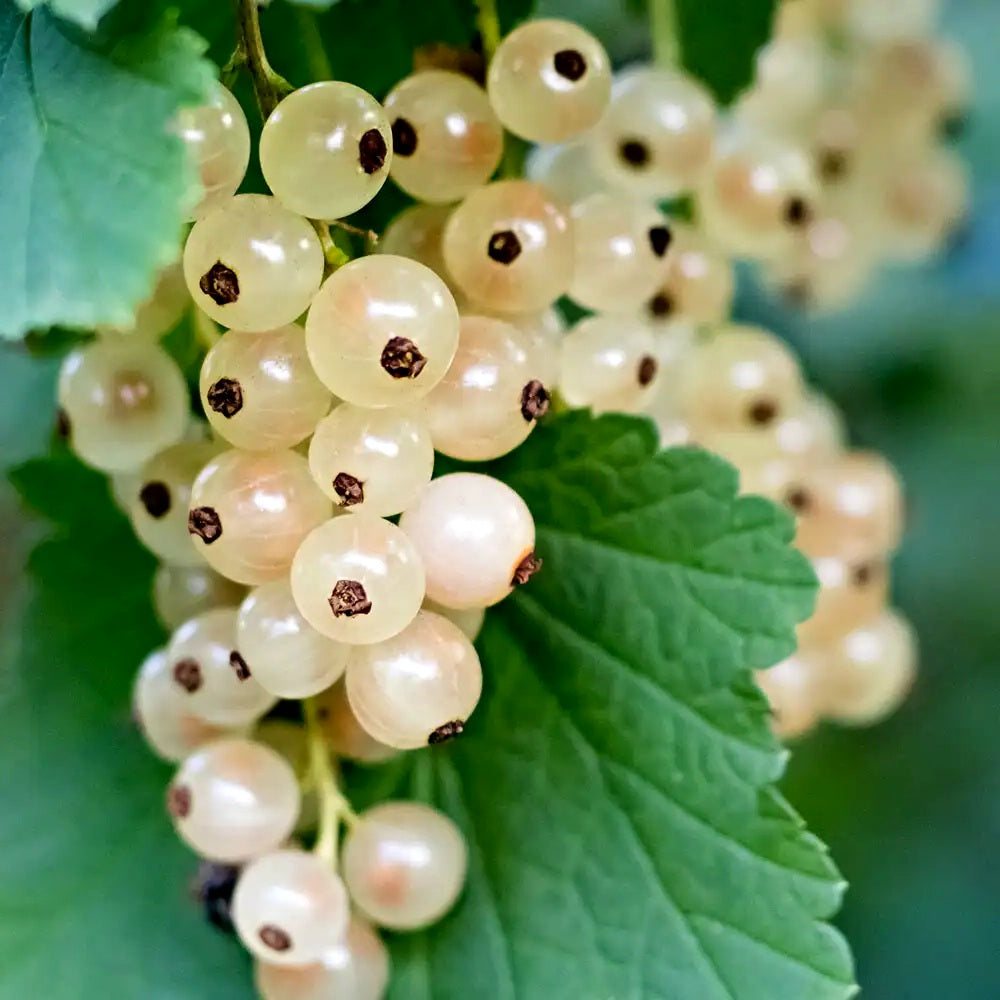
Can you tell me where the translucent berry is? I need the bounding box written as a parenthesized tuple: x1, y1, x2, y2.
(384, 70, 503, 204)
(422, 314, 548, 461)
(57, 339, 188, 472)
(443, 180, 574, 313)
(486, 19, 611, 143)
(167, 737, 300, 863)
(188, 449, 331, 586)
(260, 82, 392, 220)
(400, 472, 537, 610)
(847, 0, 939, 42)
(773, 393, 846, 461)
(422, 597, 485, 642)
(153, 563, 246, 631)
(694, 427, 809, 503)
(341, 801, 467, 931)
(798, 556, 890, 646)
(378, 202, 455, 290)
(505, 305, 565, 389)
(200, 325, 331, 451)
(558, 314, 660, 414)
(308, 404, 434, 516)
(130, 441, 221, 566)
(346, 610, 483, 750)
(754, 652, 823, 740)
(315, 681, 401, 765)
(524, 140, 608, 206)
(183, 194, 324, 332)
(290, 514, 425, 645)
(589, 66, 717, 199)
(175, 83, 251, 221)
(305, 255, 460, 408)
(233, 849, 349, 966)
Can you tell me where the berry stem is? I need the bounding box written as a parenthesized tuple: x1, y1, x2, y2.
(303, 695, 358, 869)
(649, 0, 680, 68)
(232, 0, 293, 119)
(294, 7, 333, 82)
(474, 0, 502, 64)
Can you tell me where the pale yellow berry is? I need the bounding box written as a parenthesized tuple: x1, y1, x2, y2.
(153, 564, 246, 631)
(755, 652, 824, 740)
(314, 681, 401, 765)
(798, 556, 890, 646)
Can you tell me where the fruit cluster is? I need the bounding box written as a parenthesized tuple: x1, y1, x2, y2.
(48, 3, 961, 995)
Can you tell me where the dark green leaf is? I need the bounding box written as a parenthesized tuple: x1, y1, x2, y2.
(14, 0, 117, 30)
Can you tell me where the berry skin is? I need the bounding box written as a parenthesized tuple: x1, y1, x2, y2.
(237, 580, 349, 699)
(754, 652, 824, 741)
(188, 449, 331, 586)
(58, 339, 188, 473)
(798, 556, 890, 646)
(255, 915, 390, 1000)
(167, 737, 301, 863)
(200, 325, 332, 452)
(421, 597, 485, 642)
(377, 202, 457, 293)
(290, 515, 426, 645)
(589, 66, 717, 198)
(399, 473, 537, 610)
(487, 19, 611, 143)
(346, 610, 483, 750)
(422, 314, 548, 461)
(341, 801, 467, 931)
(153, 564, 246, 632)
(233, 849, 350, 967)
(384, 70, 503, 204)
(259, 82, 392, 220)
(308, 404, 434, 517)
(175, 83, 251, 221)
(183, 194, 324, 333)
(305, 255, 460, 408)
(443, 180, 574, 314)
(166, 607, 277, 726)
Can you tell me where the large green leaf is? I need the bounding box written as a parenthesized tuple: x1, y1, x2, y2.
(0, 2, 214, 339)
(349, 412, 855, 1000)
(14, 0, 118, 29)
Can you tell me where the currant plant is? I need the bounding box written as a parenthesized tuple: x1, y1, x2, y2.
(0, 0, 969, 997)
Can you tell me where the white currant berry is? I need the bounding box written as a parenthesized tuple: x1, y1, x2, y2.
(422, 597, 485, 642)
(773, 393, 846, 461)
(346, 610, 483, 750)
(378, 202, 455, 289)
(290, 514, 425, 645)
(305, 255, 460, 407)
(130, 440, 221, 566)
(754, 651, 824, 741)
(237, 580, 348, 699)
(167, 737, 301, 863)
(153, 563, 246, 631)
(166, 607, 277, 726)
(738, 35, 827, 133)
(260, 81, 392, 220)
(233, 849, 349, 966)
(799, 556, 890, 646)
(315, 680, 401, 765)
(133, 649, 233, 763)
(183, 194, 324, 332)
(58, 339, 188, 472)
(589, 66, 717, 198)
(175, 83, 252, 221)
(443, 180, 574, 313)
(384, 70, 503, 204)
(96, 263, 189, 341)
(694, 427, 809, 503)
(341, 801, 467, 931)
(200, 324, 332, 451)
(558, 314, 660, 414)
(308, 404, 434, 516)
(255, 915, 390, 1000)
(188, 449, 331, 586)
(487, 19, 611, 143)
(504, 305, 565, 389)
(847, 0, 938, 42)
(568, 193, 673, 312)
(400, 472, 538, 610)
(524, 140, 608, 206)
(422, 314, 550, 461)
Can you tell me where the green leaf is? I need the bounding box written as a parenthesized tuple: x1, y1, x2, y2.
(350, 411, 855, 1000)
(0, 3, 215, 339)
(0, 448, 255, 1000)
(13, 0, 116, 29)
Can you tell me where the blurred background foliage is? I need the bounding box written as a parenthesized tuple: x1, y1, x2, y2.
(1, 0, 997, 997)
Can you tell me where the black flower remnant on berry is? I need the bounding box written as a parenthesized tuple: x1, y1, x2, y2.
(747, 398, 778, 425)
(333, 472, 365, 507)
(259, 925, 293, 952)
(648, 291, 673, 318)
(391, 117, 418, 157)
(380, 336, 427, 379)
(190, 862, 240, 935)
(818, 148, 848, 182)
(188, 506, 223, 544)
(229, 651, 251, 681)
(173, 657, 203, 693)
(553, 48, 587, 81)
(428, 720, 465, 745)
(619, 138, 650, 167)
(852, 561, 879, 587)
(520, 380, 550, 422)
(637, 354, 659, 387)
(648, 225, 672, 258)
(784, 196, 811, 227)
(785, 486, 812, 513)
(487, 229, 522, 264)
(56, 408, 70, 439)
(512, 550, 542, 586)
(199, 262, 240, 305)
(167, 783, 192, 818)
(358, 128, 388, 174)
(207, 377, 244, 418)
(139, 480, 171, 518)
(328, 579, 373, 618)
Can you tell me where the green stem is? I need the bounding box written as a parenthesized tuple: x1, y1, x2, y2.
(475, 0, 502, 63)
(649, 0, 680, 68)
(294, 7, 333, 81)
(232, 0, 292, 119)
